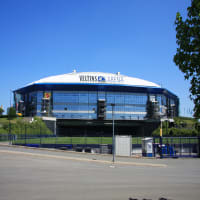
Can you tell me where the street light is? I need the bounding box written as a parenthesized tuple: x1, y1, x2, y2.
(160, 118, 163, 159)
(9, 89, 12, 145)
(160, 117, 169, 159)
(9, 119, 11, 145)
(111, 103, 115, 163)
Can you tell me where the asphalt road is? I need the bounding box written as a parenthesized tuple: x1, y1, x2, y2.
(0, 145, 200, 200)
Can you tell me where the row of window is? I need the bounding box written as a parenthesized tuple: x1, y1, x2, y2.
(16, 90, 177, 119)
(37, 104, 146, 111)
(35, 91, 149, 104)
(36, 112, 146, 120)
(25, 91, 170, 106)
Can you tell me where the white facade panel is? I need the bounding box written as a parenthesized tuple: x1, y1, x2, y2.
(115, 135, 132, 156)
(27, 71, 160, 88)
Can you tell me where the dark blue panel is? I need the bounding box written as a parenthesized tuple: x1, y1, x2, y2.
(14, 83, 178, 100)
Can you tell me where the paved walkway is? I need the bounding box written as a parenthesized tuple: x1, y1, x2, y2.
(0, 143, 168, 167)
(1, 144, 200, 200)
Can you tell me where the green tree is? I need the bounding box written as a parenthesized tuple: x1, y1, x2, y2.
(8, 107, 16, 119)
(0, 107, 4, 116)
(174, 0, 200, 118)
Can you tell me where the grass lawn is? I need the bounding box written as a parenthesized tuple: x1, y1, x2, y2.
(12, 136, 198, 145)
(12, 136, 142, 145)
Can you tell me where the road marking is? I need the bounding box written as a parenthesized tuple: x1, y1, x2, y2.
(0, 150, 167, 167)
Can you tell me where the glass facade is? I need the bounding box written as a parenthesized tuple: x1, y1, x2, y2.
(50, 91, 97, 119)
(14, 76, 180, 121)
(48, 91, 148, 120)
(14, 89, 178, 120)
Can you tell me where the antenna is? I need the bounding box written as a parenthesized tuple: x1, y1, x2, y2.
(116, 72, 120, 75)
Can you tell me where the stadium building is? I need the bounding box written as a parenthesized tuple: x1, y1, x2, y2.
(14, 71, 179, 136)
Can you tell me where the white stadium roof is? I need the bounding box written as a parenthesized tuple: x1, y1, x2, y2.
(28, 71, 160, 88)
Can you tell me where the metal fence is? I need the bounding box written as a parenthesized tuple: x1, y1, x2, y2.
(0, 134, 9, 142)
(153, 137, 200, 158)
(8, 134, 142, 145)
(9, 134, 114, 153)
(4, 134, 142, 154)
(1, 133, 199, 158)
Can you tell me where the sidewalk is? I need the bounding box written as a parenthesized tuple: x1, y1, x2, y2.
(0, 143, 168, 167)
(0, 141, 9, 145)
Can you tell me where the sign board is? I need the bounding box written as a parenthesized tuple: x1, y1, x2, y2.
(79, 75, 124, 83)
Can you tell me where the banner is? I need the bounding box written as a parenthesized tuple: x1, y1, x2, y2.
(44, 92, 51, 99)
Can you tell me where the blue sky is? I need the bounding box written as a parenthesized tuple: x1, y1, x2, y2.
(0, 0, 193, 116)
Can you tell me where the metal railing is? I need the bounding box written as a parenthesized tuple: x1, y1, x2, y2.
(153, 136, 200, 158)
(1, 133, 199, 158)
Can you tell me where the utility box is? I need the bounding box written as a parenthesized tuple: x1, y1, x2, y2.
(142, 137, 153, 157)
(115, 135, 132, 156)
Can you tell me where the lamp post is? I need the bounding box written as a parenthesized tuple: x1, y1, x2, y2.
(9, 119, 11, 145)
(9, 89, 12, 145)
(25, 124, 27, 145)
(40, 125, 42, 146)
(160, 118, 163, 159)
(111, 103, 115, 163)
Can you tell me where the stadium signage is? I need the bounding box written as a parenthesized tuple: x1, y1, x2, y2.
(79, 75, 123, 83)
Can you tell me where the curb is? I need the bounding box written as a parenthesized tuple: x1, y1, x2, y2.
(0, 144, 167, 167)
(0, 149, 167, 167)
